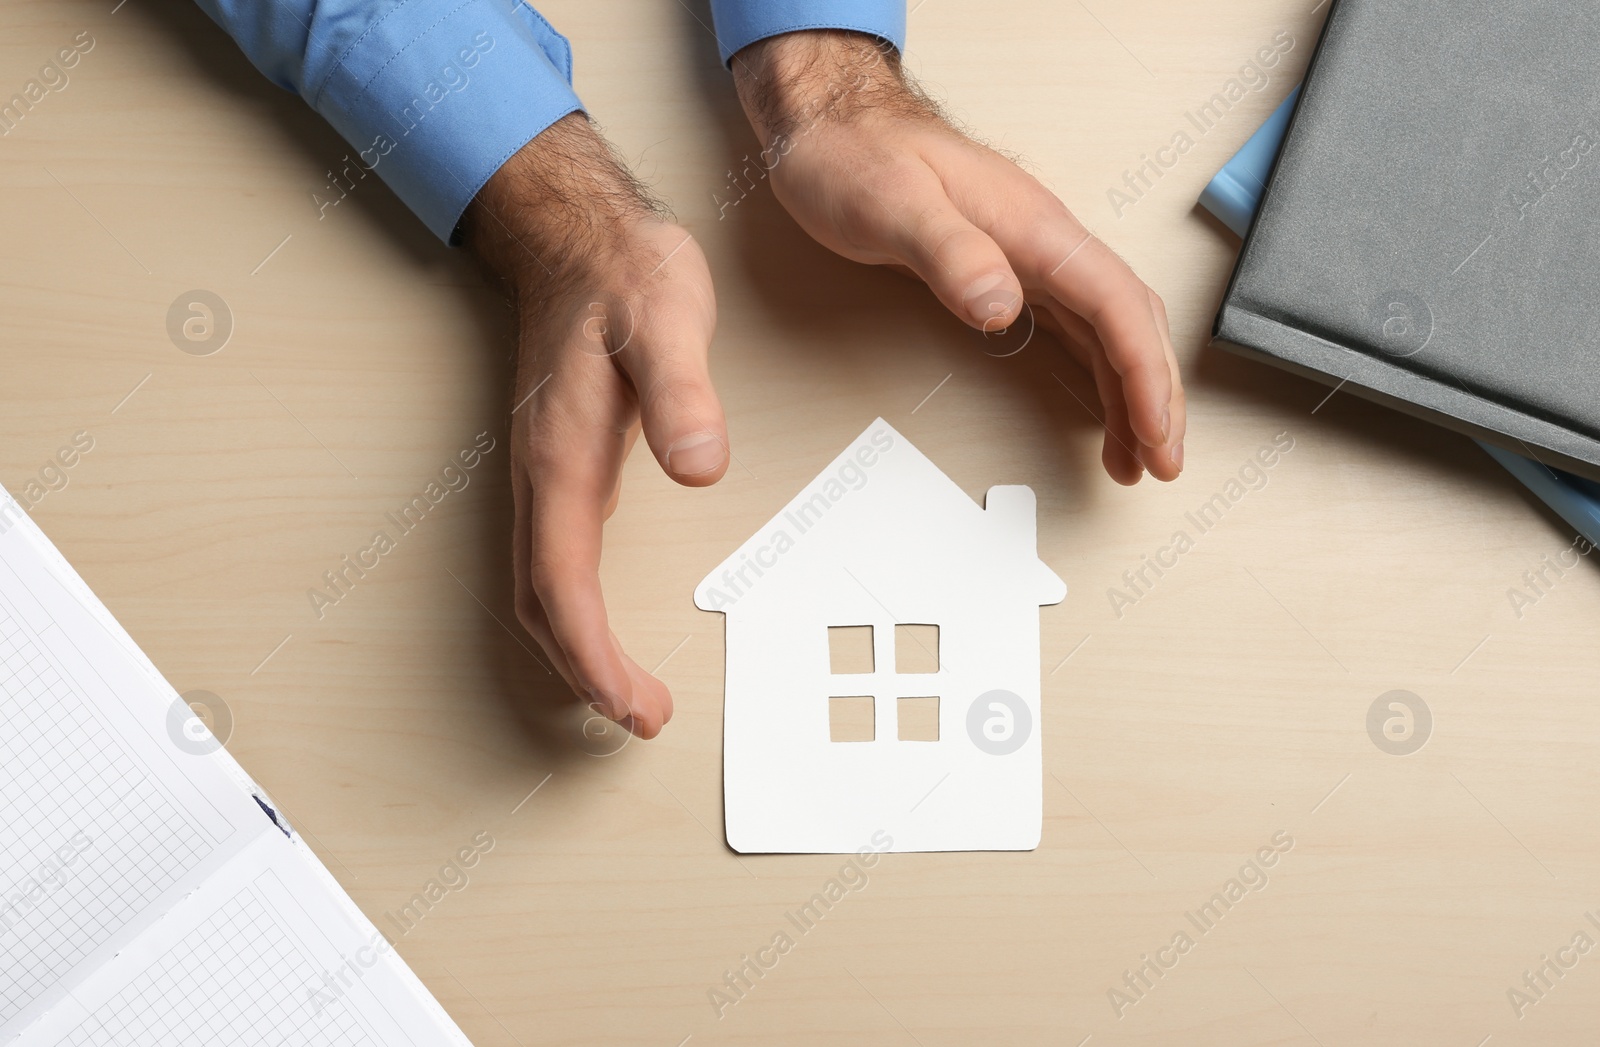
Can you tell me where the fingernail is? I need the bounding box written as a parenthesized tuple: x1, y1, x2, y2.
(1160, 406, 1171, 443)
(962, 273, 1022, 326)
(1172, 440, 1184, 471)
(666, 432, 725, 477)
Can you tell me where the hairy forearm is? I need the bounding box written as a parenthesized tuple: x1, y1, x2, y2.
(461, 112, 666, 297)
(729, 30, 936, 146)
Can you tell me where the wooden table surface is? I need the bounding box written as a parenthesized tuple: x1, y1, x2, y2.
(6, 1, 1600, 1044)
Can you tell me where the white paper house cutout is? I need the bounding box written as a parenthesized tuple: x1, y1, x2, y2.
(694, 418, 1066, 854)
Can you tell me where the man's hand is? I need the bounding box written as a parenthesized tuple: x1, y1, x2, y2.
(731, 31, 1185, 484)
(462, 113, 727, 739)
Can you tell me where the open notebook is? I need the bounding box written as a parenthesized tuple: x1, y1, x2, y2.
(0, 486, 472, 1046)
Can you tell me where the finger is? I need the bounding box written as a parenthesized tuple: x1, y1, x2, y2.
(525, 346, 642, 723)
(511, 462, 581, 689)
(611, 631, 673, 738)
(928, 145, 1173, 447)
(1048, 294, 1182, 480)
(1039, 302, 1144, 485)
(960, 161, 1174, 453)
(1035, 231, 1174, 451)
(603, 424, 641, 520)
(1146, 287, 1186, 477)
(864, 168, 1025, 331)
(1091, 353, 1147, 486)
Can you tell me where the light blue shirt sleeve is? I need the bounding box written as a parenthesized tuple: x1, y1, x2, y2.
(193, 0, 584, 245)
(708, 0, 906, 65)
(194, 1, 906, 244)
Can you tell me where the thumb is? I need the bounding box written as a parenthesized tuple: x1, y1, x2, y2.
(874, 176, 1024, 331)
(612, 300, 729, 488)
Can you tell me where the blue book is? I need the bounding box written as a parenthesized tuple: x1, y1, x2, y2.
(1201, 91, 1600, 548)
(1198, 86, 1299, 238)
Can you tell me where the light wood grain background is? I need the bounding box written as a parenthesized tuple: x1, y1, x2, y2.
(5, 1, 1600, 1044)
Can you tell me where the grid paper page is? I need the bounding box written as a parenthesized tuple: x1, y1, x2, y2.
(0, 604, 211, 1023)
(21, 839, 474, 1047)
(59, 888, 380, 1047)
(0, 488, 472, 1047)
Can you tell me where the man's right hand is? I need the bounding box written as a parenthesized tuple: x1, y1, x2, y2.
(462, 113, 727, 739)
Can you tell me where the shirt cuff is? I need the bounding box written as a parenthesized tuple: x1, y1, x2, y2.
(708, 0, 907, 66)
(311, 0, 584, 245)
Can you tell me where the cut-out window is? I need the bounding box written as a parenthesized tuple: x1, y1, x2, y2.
(829, 695, 875, 741)
(828, 625, 874, 674)
(895, 624, 939, 674)
(897, 696, 940, 741)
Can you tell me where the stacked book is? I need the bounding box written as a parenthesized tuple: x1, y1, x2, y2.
(1201, 0, 1600, 544)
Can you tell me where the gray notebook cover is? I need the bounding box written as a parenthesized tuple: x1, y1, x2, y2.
(1212, 0, 1600, 480)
